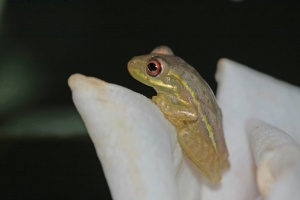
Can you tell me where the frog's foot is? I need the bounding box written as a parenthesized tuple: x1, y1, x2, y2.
(166, 117, 185, 129)
(152, 94, 174, 116)
(152, 95, 198, 121)
(152, 94, 168, 105)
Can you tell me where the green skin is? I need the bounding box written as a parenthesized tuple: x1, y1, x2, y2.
(128, 46, 229, 183)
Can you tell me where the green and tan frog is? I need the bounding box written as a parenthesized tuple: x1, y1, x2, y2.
(128, 46, 229, 183)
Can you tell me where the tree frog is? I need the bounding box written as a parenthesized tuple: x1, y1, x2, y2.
(128, 46, 229, 183)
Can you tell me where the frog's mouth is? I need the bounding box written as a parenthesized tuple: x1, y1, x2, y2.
(128, 68, 149, 83)
(129, 68, 163, 89)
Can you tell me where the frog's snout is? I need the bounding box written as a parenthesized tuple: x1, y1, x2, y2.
(127, 59, 135, 68)
(127, 58, 139, 77)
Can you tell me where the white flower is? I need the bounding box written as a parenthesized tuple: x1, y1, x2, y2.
(68, 59, 300, 200)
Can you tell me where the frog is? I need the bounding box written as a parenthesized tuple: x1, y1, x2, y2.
(127, 46, 229, 183)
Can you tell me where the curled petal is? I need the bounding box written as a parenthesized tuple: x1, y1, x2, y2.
(68, 74, 202, 200)
(248, 120, 300, 200)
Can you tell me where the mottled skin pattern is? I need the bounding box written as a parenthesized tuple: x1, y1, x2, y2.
(128, 46, 229, 183)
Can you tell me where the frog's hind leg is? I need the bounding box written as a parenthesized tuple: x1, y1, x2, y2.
(177, 128, 222, 183)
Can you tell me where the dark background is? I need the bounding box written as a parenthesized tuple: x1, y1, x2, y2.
(1, 1, 300, 199)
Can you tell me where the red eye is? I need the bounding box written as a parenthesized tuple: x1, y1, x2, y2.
(146, 59, 162, 77)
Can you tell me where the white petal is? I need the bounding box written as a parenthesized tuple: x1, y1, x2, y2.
(68, 74, 192, 200)
(248, 120, 300, 200)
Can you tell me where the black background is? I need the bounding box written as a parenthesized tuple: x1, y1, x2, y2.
(1, 1, 300, 199)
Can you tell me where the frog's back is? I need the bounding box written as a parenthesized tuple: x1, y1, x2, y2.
(169, 58, 229, 169)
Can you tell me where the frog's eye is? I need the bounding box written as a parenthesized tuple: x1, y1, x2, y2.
(146, 59, 162, 77)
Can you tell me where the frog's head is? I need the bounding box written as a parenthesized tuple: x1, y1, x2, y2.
(128, 46, 181, 93)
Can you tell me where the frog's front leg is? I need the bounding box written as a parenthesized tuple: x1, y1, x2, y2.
(152, 93, 198, 123)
